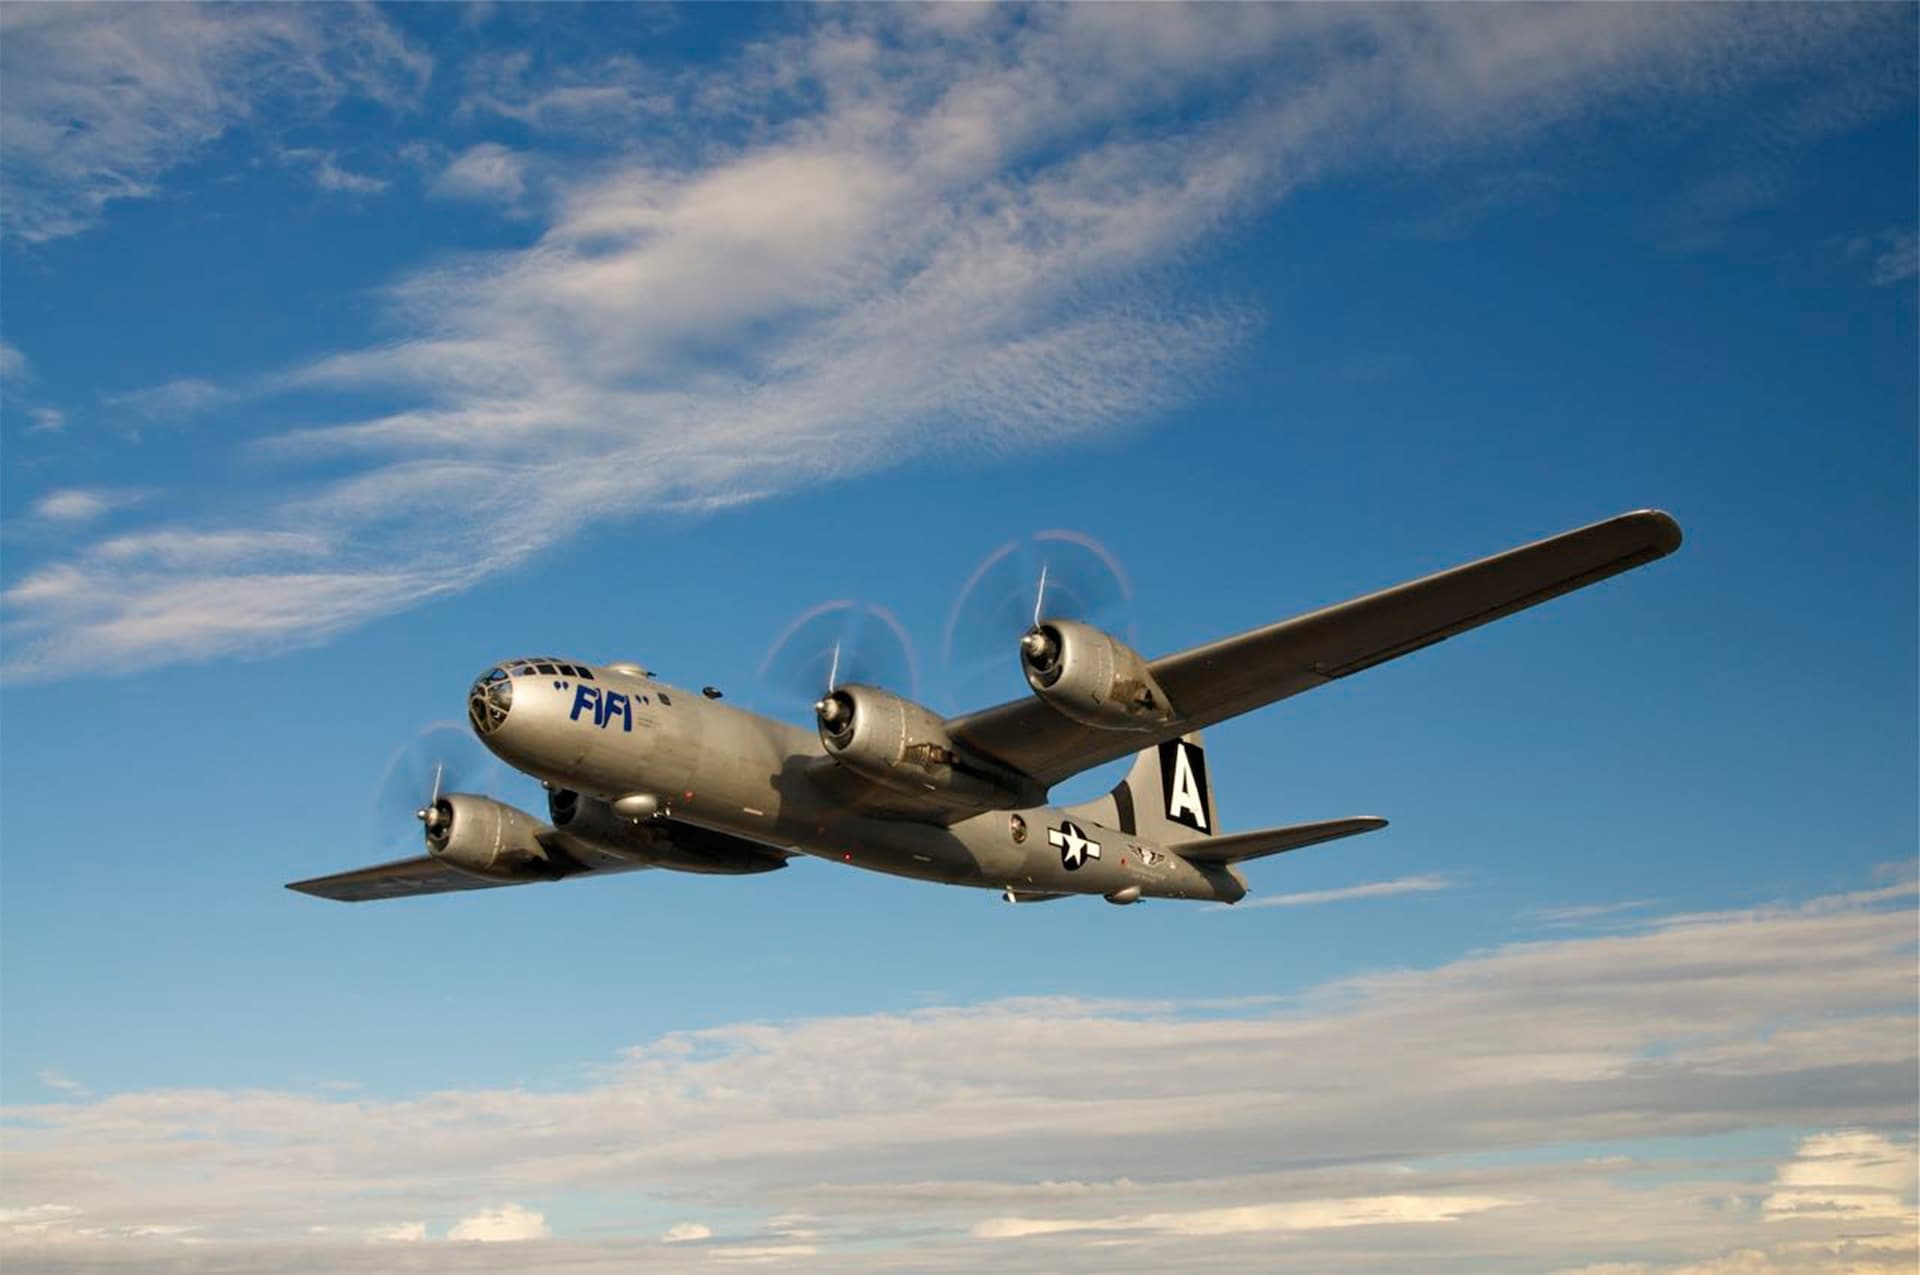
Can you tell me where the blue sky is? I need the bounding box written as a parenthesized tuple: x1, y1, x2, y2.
(0, 4, 1914, 1270)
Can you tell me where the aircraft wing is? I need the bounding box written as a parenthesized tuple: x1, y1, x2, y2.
(947, 509, 1682, 789)
(286, 856, 526, 903)
(288, 819, 789, 903)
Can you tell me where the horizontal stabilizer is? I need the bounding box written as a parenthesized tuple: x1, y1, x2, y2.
(1173, 817, 1387, 866)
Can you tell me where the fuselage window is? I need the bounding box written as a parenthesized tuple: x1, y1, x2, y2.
(535, 663, 557, 675)
(658, 692, 671, 706)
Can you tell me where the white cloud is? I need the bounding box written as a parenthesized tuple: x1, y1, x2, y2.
(0, 5, 429, 241)
(0, 884, 1911, 1272)
(35, 1070, 88, 1097)
(103, 378, 228, 423)
(1843, 229, 1919, 287)
(26, 407, 66, 434)
(662, 1222, 712, 1243)
(363, 1220, 425, 1243)
(1523, 900, 1659, 927)
(1763, 1130, 1917, 1222)
(0, 340, 25, 383)
(29, 489, 140, 524)
(0, 1205, 82, 1240)
(1867, 231, 1917, 287)
(710, 1242, 823, 1263)
(458, 50, 674, 132)
(446, 1203, 549, 1243)
(4, 4, 1909, 677)
(974, 1193, 1520, 1239)
(1233, 873, 1453, 910)
(278, 147, 388, 196)
(431, 142, 527, 205)
(89, 530, 331, 569)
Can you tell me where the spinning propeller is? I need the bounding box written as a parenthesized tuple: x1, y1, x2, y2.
(942, 529, 1135, 707)
(757, 600, 921, 716)
(368, 721, 515, 856)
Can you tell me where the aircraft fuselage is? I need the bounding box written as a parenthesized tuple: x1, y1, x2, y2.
(474, 660, 1244, 904)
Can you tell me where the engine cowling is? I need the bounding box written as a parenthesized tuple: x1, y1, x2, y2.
(1019, 619, 1176, 730)
(422, 793, 563, 881)
(815, 684, 1031, 810)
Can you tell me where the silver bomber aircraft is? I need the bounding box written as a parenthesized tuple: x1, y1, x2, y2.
(289, 510, 1683, 907)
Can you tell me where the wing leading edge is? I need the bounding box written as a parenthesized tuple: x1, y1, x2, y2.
(948, 509, 1682, 788)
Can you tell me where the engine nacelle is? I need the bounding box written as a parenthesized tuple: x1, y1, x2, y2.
(423, 793, 562, 881)
(1020, 619, 1176, 731)
(815, 684, 1032, 810)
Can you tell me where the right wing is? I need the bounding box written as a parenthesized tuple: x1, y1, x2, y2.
(286, 856, 526, 903)
(949, 510, 1682, 789)
(287, 818, 790, 903)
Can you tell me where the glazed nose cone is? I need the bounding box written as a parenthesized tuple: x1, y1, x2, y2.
(468, 666, 514, 737)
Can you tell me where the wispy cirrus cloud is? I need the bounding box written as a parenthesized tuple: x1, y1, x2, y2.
(1522, 899, 1659, 927)
(3, 4, 1910, 678)
(1233, 873, 1453, 910)
(0, 882, 1911, 1272)
(0, 4, 429, 242)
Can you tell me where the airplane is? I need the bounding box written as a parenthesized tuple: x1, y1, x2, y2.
(289, 509, 1682, 907)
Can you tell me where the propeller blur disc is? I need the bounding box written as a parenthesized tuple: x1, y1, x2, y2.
(757, 600, 920, 713)
(942, 529, 1135, 704)
(368, 721, 513, 857)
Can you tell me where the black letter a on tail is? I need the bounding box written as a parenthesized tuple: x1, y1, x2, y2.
(1159, 739, 1212, 833)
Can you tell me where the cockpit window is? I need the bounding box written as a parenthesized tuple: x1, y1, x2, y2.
(496, 657, 591, 680)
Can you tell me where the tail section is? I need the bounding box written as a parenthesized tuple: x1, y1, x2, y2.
(1066, 732, 1218, 840)
(1065, 734, 1388, 870)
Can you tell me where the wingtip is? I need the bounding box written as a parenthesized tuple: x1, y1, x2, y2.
(1625, 508, 1684, 557)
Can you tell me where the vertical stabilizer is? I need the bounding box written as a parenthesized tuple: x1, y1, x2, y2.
(1065, 732, 1218, 839)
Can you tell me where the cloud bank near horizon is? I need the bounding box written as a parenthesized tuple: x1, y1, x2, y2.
(3, 881, 1913, 1272)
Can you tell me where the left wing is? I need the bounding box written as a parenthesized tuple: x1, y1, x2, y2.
(947, 510, 1681, 789)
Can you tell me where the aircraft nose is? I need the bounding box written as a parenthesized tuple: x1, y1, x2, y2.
(468, 666, 514, 736)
